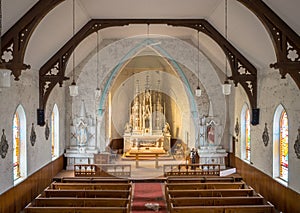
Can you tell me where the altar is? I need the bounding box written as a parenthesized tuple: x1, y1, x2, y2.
(64, 100, 98, 170)
(123, 82, 171, 154)
(198, 146, 228, 169)
(197, 116, 228, 169)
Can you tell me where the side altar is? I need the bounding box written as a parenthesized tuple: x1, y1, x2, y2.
(64, 100, 98, 170)
(123, 85, 171, 154)
(198, 117, 228, 169)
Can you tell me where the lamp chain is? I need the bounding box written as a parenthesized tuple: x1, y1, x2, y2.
(197, 30, 200, 87)
(225, 0, 228, 80)
(72, 0, 76, 84)
(96, 30, 99, 89)
(0, 0, 3, 61)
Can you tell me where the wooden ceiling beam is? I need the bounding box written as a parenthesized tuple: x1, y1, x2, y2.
(238, 0, 300, 89)
(38, 19, 258, 117)
(1, 0, 66, 80)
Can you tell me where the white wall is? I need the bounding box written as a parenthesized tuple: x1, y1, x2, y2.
(0, 69, 66, 194)
(234, 67, 300, 194)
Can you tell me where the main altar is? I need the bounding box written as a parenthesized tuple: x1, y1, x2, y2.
(123, 86, 171, 155)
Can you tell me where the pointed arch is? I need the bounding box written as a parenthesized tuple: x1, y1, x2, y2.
(241, 103, 251, 162)
(12, 104, 27, 184)
(273, 104, 289, 183)
(98, 38, 198, 119)
(51, 104, 60, 159)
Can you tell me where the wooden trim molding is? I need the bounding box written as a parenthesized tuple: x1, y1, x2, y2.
(0, 155, 64, 213)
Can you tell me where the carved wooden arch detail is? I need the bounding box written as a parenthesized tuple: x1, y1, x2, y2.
(39, 19, 257, 114)
(1, 0, 65, 80)
(237, 0, 300, 89)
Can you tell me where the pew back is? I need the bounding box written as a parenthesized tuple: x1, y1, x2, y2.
(167, 188, 255, 198)
(165, 182, 247, 190)
(169, 195, 265, 206)
(34, 197, 130, 207)
(170, 203, 274, 213)
(60, 177, 131, 183)
(50, 182, 131, 190)
(25, 204, 129, 213)
(43, 189, 131, 198)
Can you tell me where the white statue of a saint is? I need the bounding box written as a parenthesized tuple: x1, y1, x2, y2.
(77, 121, 88, 146)
(124, 122, 132, 134)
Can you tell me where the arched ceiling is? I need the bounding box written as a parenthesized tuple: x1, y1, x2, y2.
(3, 0, 299, 74)
(2, 0, 300, 117)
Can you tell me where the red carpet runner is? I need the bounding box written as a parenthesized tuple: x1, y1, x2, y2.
(131, 182, 167, 213)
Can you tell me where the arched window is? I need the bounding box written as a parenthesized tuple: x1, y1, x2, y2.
(13, 105, 27, 183)
(273, 105, 288, 183)
(241, 104, 251, 162)
(51, 104, 59, 159)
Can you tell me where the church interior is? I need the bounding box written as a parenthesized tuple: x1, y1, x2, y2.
(0, 0, 300, 212)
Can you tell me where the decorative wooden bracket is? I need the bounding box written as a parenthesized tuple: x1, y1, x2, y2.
(38, 19, 258, 118)
(1, 0, 65, 80)
(238, 0, 300, 89)
(182, 20, 257, 109)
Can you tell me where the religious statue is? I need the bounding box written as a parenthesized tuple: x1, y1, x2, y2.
(207, 124, 215, 144)
(143, 90, 151, 129)
(76, 120, 88, 146)
(124, 122, 132, 134)
(163, 122, 170, 134)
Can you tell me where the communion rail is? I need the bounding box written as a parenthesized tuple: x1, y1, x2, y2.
(163, 164, 220, 177)
(74, 164, 131, 178)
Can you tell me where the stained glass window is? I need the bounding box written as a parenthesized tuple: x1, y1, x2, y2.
(13, 112, 21, 180)
(245, 109, 251, 161)
(279, 110, 288, 181)
(51, 104, 59, 158)
(51, 111, 55, 157)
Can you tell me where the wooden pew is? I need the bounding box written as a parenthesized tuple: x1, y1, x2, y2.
(165, 182, 247, 190)
(50, 182, 131, 190)
(43, 189, 131, 198)
(60, 177, 131, 183)
(166, 176, 242, 183)
(33, 196, 130, 207)
(169, 194, 266, 206)
(25, 203, 129, 213)
(166, 188, 256, 198)
(169, 203, 274, 213)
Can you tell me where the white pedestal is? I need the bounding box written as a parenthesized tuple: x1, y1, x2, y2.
(64, 146, 98, 170)
(198, 146, 228, 170)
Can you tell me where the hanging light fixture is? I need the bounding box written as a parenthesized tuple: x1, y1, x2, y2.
(69, 0, 78, 96)
(222, 0, 231, 95)
(95, 30, 101, 98)
(195, 30, 201, 97)
(0, 0, 11, 88)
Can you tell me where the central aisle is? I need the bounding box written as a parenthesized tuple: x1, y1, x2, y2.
(131, 182, 167, 213)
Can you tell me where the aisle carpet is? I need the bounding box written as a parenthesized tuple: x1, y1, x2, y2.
(131, 183, 167, 213)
